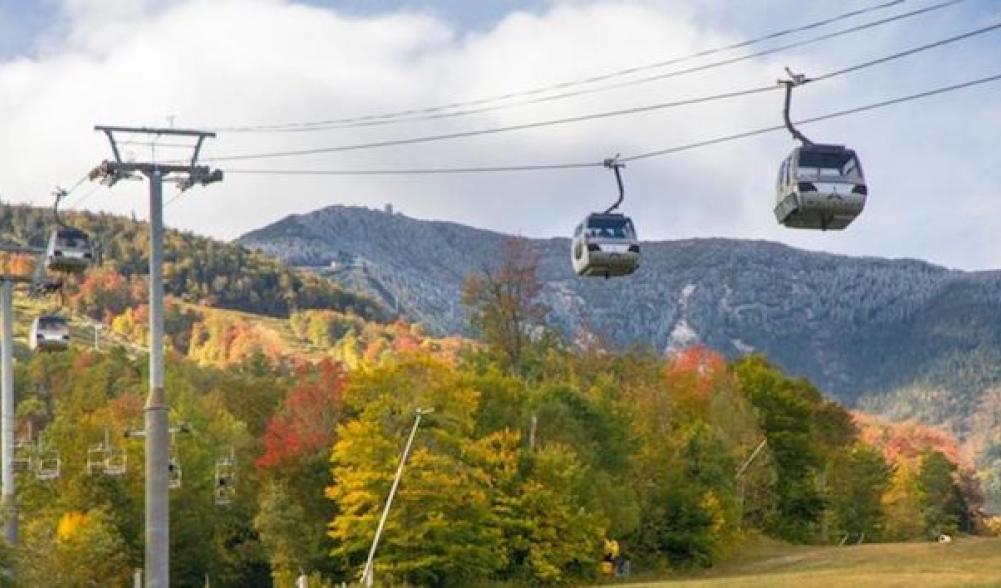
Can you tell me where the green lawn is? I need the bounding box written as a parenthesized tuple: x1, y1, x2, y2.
(617, 537, 1001, 588)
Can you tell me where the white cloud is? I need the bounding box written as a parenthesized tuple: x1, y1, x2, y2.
(0, 0, 998, 270)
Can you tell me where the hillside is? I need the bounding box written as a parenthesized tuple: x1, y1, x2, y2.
(240, 205, 1001, 507)
(0, 203, 385, 321)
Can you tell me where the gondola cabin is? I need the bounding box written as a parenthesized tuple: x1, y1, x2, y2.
(774, 144, 867, 230)
(46, 227, 93, 273)
(571, 213, 640, 278)
(29, 315, 70, 352)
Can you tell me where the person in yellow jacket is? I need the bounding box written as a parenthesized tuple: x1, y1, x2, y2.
(600, 538, 620, 576)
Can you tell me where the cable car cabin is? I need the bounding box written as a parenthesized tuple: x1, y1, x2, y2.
(774, 144, 867, 230)
(571, 213, 640, 278)
(29, 315, 70, 352)
(46, 227, 93, 273)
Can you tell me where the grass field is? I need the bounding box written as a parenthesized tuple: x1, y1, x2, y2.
(619, 537, 1001, 588)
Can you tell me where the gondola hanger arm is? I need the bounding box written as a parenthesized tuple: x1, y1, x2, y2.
(52, 187, 70, 229)
(603, 155, 626, 214)
(778, 67, 813, 146)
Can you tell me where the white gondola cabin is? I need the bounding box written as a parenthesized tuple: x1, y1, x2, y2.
(571, 213, 640, 278)
(29, 315, 70, 352)
(773, 70, 867, 230)
(46, 227, 94, 273)
(774, 144, 867, 230)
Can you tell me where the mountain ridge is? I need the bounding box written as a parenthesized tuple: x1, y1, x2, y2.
(238, 205, 1001, 411)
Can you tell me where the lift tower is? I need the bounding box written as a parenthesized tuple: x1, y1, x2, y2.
(0, 244, 49, 550)
(90, 126, 222, 588)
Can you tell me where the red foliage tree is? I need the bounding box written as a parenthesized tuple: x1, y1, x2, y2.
(665, 345, 728, 415)
(854, 412, 972, 470)
(256, 360, 346, 470)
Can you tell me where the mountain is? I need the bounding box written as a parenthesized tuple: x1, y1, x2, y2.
(240, 205, 1001, 494)
(239, 205, 1001, 411)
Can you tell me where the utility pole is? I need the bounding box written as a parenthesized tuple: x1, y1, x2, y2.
(361, 408, 433, 588)
(90, 126, 221, 588)
(0, 244, 48, 552)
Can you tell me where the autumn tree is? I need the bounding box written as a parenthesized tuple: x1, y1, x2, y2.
(731, 355, 857, 542)
(327, 354, 503, 585)
(882, 461, 924, 539)
(256, 360, 347, 582)
(19, 509, 131, 587)
(916, 450, 968, 537)
(462, 238, 548, 374)
(826, 444, 892, 541)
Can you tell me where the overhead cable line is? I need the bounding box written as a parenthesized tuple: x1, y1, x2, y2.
(55, 173, 91, 202)
(223, 71, 1001, 176)
(207, 20, 1001, 162)
(67, 183, 103, 210)
(216, 0, 956, 133)
(164, 187, 190, 209)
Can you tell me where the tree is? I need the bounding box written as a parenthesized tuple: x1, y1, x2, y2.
(327, 354, 503, 586)
(732, 356, 823, 541)
(255, 481, 325, 587)
(462, 238, 547, 374)
(916, 450, 967, 537)
(827, 444, 892, 541)
(20, 508, 132, 587)
(882, 460, 924, 540)
(258, 360, 345, 470)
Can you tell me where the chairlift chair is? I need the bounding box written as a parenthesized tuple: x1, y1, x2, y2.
(87, 444, 109, 475)
(104, 447, 128, 476)
(214, 484, 234, 506)
(35, 450, 61, 481)
(571, 157, 640, 278)
(29, 315, 70, 352)
(13, 440, 34, 473)
(774, 69, 867, 230)
(168, 454, 182, 490)
(214, 455, 236, 506)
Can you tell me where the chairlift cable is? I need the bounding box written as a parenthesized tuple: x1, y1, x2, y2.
(223, 71, 1001, 175)
(216, 0, 949, 132)
(67, 183, 103, 211)
(207, 21, 1001, 162)
(621, 72, 1001, 162)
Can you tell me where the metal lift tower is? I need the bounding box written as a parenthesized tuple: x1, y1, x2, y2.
(90, 126, 222, 588)
(0, 245, 50, 550)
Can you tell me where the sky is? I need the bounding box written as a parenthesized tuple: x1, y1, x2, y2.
(0, 0, 998, 270)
